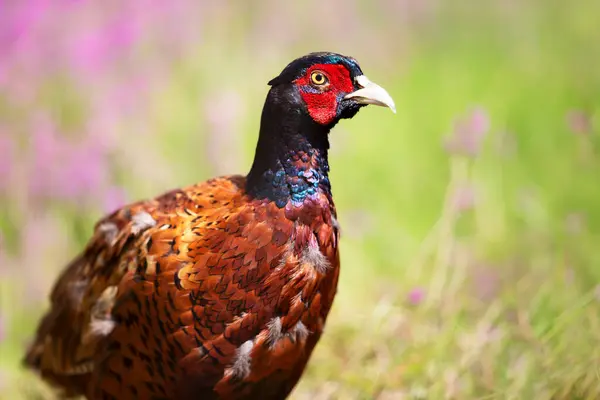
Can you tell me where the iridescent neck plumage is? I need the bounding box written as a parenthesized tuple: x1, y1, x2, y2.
(246, 86, 332, 208)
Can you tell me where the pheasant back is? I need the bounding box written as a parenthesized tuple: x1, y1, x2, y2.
(24, 51, 395, 399)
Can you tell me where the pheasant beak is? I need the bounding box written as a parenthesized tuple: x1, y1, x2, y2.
(344, 75, 396, 114)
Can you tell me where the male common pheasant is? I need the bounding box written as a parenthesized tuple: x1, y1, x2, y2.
(24, 52, 395, 399)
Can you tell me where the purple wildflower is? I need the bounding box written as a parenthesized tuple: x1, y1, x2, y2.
(444, 107, 490, 157)
(27, 117, 109, 202)
(566, 110, 592, 135)
(205, 89, 244, 176)
(407, 287, 426, 306)
(103, 186, 128, 214)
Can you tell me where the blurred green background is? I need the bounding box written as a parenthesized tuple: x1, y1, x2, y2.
(1, 1, 600, 398)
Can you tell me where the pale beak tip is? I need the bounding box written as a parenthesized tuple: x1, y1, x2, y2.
(346, 75, 397, 115)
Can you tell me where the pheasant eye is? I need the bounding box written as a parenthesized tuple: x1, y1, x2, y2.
(310, 71, 328, 86)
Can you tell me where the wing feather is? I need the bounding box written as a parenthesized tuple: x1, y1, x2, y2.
(24, 197, 164, 395)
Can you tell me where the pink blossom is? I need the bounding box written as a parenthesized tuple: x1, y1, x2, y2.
(407, 287, 426, 306)
(27, 118, 109, 202)
(566, 110, 592, 135)
(205, 89, 244, 175)
(67, 15, 140, 80)
(444, 107, 490, 157)
(103, 186, 128, 214)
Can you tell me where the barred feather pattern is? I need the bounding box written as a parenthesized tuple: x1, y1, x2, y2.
(24, 175, 340, 399)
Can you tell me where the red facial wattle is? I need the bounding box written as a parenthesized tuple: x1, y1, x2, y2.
(294, 64, 355, 125)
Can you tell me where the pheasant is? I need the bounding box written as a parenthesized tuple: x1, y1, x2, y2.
(24, 52, 395, 399)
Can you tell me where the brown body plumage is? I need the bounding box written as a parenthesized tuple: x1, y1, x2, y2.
(24, 52, 395, 399)
(26, 176, 339, 398)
